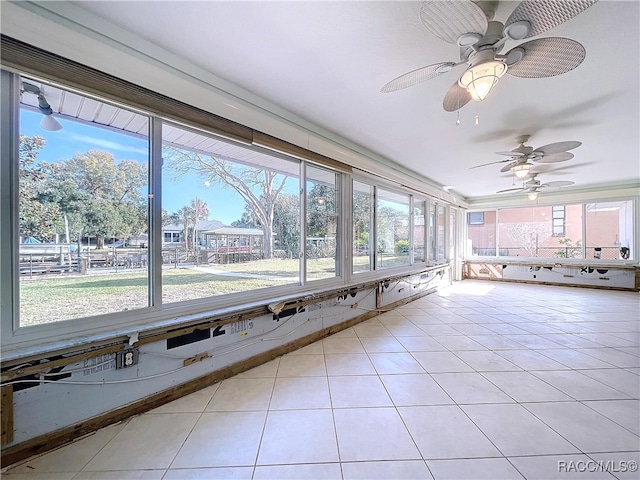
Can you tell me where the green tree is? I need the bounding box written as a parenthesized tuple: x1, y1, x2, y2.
(190, 197, 210, 249)
(56, 151, 148, 248)
(306, 183, 337, 239)
(164, 148, 288, 259)
(18, 135, 62, 241)
(273, 193, 300, 257)
(175, 206, 195, 249)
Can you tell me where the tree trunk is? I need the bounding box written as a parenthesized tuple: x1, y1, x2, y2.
(64, 215, 70, 244)
(263, 223, 273, 259)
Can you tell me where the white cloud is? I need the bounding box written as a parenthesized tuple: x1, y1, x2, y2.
(68, 133, 148, 156)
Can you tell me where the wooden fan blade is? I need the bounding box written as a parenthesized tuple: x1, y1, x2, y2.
(497, 187, 525, 194)
(443, 82, 472, 112)
(419, 0, 487, 44)
(381, 62, 455, 93)
(505, 38, 585, 78)
(495, 151, 525, 157)
(500, 161, 519, 173)
(533, 141, 582, 155)
(534, 152, 575, 164)
(469, 159, 511, 169)
(541, 180, 575, 188)
(505, 0, 598, 39)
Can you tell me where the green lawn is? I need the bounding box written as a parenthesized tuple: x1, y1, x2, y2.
(18, 255, 406, 327)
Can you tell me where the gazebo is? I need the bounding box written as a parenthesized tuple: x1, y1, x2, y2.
(201, 227, 265, 264)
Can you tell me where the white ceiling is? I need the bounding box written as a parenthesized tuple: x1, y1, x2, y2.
(65, 1, 640, 200)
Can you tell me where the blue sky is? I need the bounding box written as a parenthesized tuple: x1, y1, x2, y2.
(20, 109, 251, 225)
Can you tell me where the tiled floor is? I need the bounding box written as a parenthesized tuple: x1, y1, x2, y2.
(4, 280, 639, 479)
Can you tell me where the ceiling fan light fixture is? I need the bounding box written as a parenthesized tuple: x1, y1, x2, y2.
(528, 191, 539, 201)
(458, 59, 507, 101)
(512, 163, 532, 178)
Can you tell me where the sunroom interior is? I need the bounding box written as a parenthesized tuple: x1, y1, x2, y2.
(1, 1, 639, 477)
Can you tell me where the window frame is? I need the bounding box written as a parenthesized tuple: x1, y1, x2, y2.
(467, 211, 484, 225)
(1, 62, 452, 354)
(465, 200, 637, 263)
(552, 205, 566, 237)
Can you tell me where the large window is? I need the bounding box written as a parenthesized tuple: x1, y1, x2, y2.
(306, 165, 339, 280)
(585, 201, 634, 260)
(376, 189, 410, 269)
(552, 206, 566, 236)
(467, 210, 497, 256)
(161, 122, 301, 304)
(465, 203, 632, 261)
(353, 180, 373, 273)
(17, 76, 150, 327)
(413, 200, 426, 263)
(498, 205, 583, 258)
(2, 67, 452, 350)
(437, 204, 446, 261)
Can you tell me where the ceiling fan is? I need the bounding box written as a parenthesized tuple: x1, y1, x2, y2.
(497, 173, 575, 200)
(381, 0, 598, 111)
(471, 134, 581, 177)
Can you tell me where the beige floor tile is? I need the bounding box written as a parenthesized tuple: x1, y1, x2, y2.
(324, 353, 376, 376)
(334, 407, 421, 461)
(163, 467, 253, 479)
(508, 454, 618, 480)
(380, 373, 453, 406)
(398, 405, 501, 459)
(454, 351, 522, 371)
(481, 371, 573, 402)
(9, 423, 125, 474)
(322, 336, 365, 354)
(579, 348, 640, 368)
(579, 368, 640, 398)
(524, 402, 640, 453)
(431, 335, 487, 351)
(359, 336, 406, 353)
(328, 375, 392, 408)
(431, 372, 515, 404)
(287, 341, 323, 355)
(588, 452, 640, 480)
(494, 349, 569, 371)
(396, 336, 448, 352)
(83, 413, 200, 471)
(462, 404, 579, 457)
(206, 377, 274, 411)
(1, 473, 75, 479)
(426, 458, 524, 480)
(353, 322, 393, 338)
(342, 460, 433, 480)
(234, 358, 280, 378)
(368, 352, 425, 374)
(269, 376, 331, 410)
(537, 349, 620, 369)
(73, 471, 165, 479)
(257, 409, 339, 464)
(531, 370, 631, 400)
(584, 399, 640, 435)
(170, 411, 267, 468)
(277, 354, 327, 376)
(151, 384, 219, 413)
(253, 463, 341, 480)
(412, 351, 475, 373)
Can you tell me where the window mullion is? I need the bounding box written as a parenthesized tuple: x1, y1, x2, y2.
(149, 117, 163, 307)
